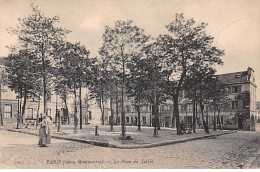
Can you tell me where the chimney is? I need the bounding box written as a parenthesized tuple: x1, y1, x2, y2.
(247, 67, 254, 81)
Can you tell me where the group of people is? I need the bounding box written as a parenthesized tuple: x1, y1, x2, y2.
(38, 115, 53, 147)
(179, 121, 192, 135)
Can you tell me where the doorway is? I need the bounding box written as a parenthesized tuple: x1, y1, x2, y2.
(238, 117, 243, 129)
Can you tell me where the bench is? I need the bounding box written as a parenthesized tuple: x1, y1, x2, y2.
(181, 127, 193, 134)
(25, 119, 37, 128)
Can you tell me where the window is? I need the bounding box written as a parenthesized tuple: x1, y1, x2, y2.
(164, 105, 170, 111)
(185, 116, 192, 125)
(142, 116, 146, 124)
(228, 87, 232, 94)
(229, 86, 241, 93)
(132, 106, 136, 112)
(126, 105, 131, 113)
(181, 105, 187, 112)
(126, 117, 130, 123)
(187, 104, 193, 111)
(4, 105, 12, 118)
(26, 108, 33, 119)
(232, 101, 238, 109)
(146, 106, 150, 112)
(236, 73, 242, 78)
(234, 86, 241, 93)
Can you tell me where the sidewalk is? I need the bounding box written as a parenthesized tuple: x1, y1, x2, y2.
(0, 123, 236, 149)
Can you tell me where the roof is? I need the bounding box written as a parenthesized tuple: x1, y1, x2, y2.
(216, 71, 249, 85)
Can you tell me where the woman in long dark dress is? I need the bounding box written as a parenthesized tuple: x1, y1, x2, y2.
(39, 115, 52, 147)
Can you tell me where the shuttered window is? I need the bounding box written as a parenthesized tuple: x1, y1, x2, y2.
(4, 105, 12, 118)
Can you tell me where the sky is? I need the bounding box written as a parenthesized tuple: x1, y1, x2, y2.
(0, 0, 260, 99)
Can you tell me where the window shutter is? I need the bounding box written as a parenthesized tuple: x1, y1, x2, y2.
(228, 87, 231, 93)
(238, 100, 243, 109)
(229, 100, 232, 110)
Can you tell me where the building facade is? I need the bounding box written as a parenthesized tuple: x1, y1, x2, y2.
(0, 61, 258, 131)
(105, 67, 258, 130)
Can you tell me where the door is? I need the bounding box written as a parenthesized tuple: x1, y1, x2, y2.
(238, 117, 243, 129)
(165, 117, 170, 127)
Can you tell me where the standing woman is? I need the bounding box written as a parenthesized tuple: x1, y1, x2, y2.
(39, 115, 52, 147)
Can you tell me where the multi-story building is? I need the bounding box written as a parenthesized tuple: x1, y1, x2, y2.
(213, 67, 258, 130)
(106, 67, 258, 131)
(152, 67, 258, 130)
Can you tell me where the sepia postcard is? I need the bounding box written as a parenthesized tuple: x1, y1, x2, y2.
(0, 0, 260, 169)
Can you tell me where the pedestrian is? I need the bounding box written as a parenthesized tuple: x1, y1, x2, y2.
(39, 114, 52, 147)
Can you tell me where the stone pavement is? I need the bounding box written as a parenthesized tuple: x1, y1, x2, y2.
(0, 123, 236, 149)
(0, 129, 260, 169)
(244, 148, 260, 168)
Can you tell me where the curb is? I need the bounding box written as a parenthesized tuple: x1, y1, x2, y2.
(107, 131, 237, 149)
(0, 127, 236, 149)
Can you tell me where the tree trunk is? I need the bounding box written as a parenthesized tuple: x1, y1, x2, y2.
(195, 101, 198, 127)
(199, 100, 209, 133)
(99, 98, 103, 125)
(16, 97, 20, 129)
(157, 104, 160, 130)
(85, 94, 89, 125)
(74, 83, 78, 133)
(55, 95, 58, 126)
(121, 47, 126, 139)
(79, 85, 83, 129)
(206, 104, 209, 130)
(21, 91, 27, 123)
(101, 94, 105, 125)
(213, 102, 216, 131)
(43, 75, 47, 115)
(137, 105, 141, 131)
(36, 96, 40, 128)
(156, 103, 160, 130)
(115, 83, 119, 125)
(217, 109, 223, 130)
(172, 98, 176, 128)
(41, 46, 48, 115)
(110, 96, 114, 132)
(64, 98, 69, 125)
(20, 96, 23, 124)
(152, 92, 159, 137)
(152, 103, 158, 137)
(57, 110, 61, 132)
(192, 100, 196, 133)
(173, 97, 181, 135)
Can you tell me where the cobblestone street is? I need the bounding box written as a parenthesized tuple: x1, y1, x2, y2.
(1, 129, 260, 169)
